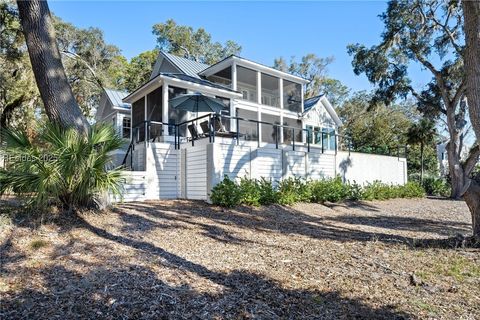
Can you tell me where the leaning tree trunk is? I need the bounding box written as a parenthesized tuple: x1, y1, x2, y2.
(462, 1, 480, 238)
(463, 176, 480, 238)
(16, 0, 89, 134)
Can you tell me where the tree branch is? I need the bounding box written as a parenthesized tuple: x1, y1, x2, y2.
(429, 6, 463, 55)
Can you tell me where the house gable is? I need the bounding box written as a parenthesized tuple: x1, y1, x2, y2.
(303, 95, 342, 128)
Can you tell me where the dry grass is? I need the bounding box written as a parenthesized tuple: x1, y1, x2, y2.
(0, 198, 479, 319)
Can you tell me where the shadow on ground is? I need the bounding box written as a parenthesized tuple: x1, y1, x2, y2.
(0, 211, 412, 319)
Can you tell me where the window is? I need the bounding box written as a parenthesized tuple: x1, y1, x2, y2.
(122, 117, 131, 139)
(261, 73, 279, 107)
(283, 80, 302, 112)
(306, 125, 336, 150)
(237, 66, 257, 103)
(322, 128, 336, 150)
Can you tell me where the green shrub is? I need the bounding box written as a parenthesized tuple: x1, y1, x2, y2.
(258, 177, 278, 205)
(345, 181, 364, 201)
(422, 176, 450, 196)
(400, 181, 426, 198)
(239, 177, 261, 206)
(210, 175, 242, 208)
(277, 177, 311, 205)
(0, 122, 124, 210)
(310, 176, 349, 203)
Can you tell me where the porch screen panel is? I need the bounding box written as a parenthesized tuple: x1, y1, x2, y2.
(283, 80, 302, 113)
(131, 97, 145, 142)
(168, 86, 187, 136)
(261, 73, 279, 107)
(237, 66, 257, 103)
(147, 87, 163, 139)
(216, 96, 231, 132)
(236, 109, 258, 141)
(261, 113, 281, 144)
(283, 116, 303, 144)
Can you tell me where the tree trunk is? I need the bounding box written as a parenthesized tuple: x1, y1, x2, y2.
(16, 0, 89, 134)
(463, 1, 480, 143)
(446, 140, 466, 199)
(463, 177, 480, 238)
(420, 142, 424, 184)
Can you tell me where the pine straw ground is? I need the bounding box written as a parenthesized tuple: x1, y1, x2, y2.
(1, 198, 479, 320)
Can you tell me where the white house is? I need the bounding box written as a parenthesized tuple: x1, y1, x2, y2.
(97, 51, 408, 202)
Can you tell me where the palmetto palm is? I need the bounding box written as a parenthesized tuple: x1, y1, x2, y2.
(407, 119, 437, 183)
(0, 122, 125, 210)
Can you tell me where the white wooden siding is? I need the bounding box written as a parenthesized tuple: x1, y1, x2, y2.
(185, 145, 208, 200)
(308, 153, 336, 179)
(251, 149, 283, 182)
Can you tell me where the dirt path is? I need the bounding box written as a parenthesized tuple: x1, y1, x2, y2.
(1, 198, 478, 319)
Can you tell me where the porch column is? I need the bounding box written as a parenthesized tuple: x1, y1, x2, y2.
(162, 83, 169, 136)
(279, 78, 284, 143)
(231, 62, 237, 131)
(257, 71, 262, 144)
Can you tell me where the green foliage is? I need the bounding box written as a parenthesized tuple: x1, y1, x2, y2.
(363, 181, 425, 200)
(238, 177, 261, 206)
(210, 176, 425, 208)
(0, 122, 125, 210)
(210, 176, 242, 208)
(152, 19, 241, 65)
(257, 178, 278, 205)
(422, 176, 450, 197)
(122, 50, 159, 93)
(273, 54, 350, 103)
(277, 177, 311, 205)
(310, 176, 350, 203)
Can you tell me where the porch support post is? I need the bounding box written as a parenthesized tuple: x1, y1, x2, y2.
(257, 71, 262, 145)
(162, 83, 169, 136)
(279, 78, 284, 144)
(231, 62, 237, 131)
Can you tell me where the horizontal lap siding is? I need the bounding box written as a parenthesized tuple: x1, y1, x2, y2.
(115, 171, 147, 202)
(251, 149, 283, 182)
(151, 144, 179, 199)
(186, 145, 208, 200)
(215, 144, 251, 182)
(308, 153, 336, 179)
(283, 151, 307, 179)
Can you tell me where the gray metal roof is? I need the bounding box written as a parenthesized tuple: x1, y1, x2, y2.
(104, 88, 131, 109)
(303, 94, 324, 112)
(161, 73, 240, 93)
(162, 52, 210, 79)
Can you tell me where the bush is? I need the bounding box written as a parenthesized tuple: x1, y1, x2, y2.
(422, 176, 450, 197)
(277, 177, 311, 205)
(258, 178, 278, 205)
(0, 122, 124, 210)
(310, 176, 349, 203)
(210, 176, 242, 208)
(238, 177, 261, 206)
(210, 175, 426, 207)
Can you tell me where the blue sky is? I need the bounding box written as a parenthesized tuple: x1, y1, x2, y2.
(49, 1, 405, 92)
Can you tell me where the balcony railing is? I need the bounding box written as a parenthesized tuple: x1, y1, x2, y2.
(122, 115, 408, 168)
